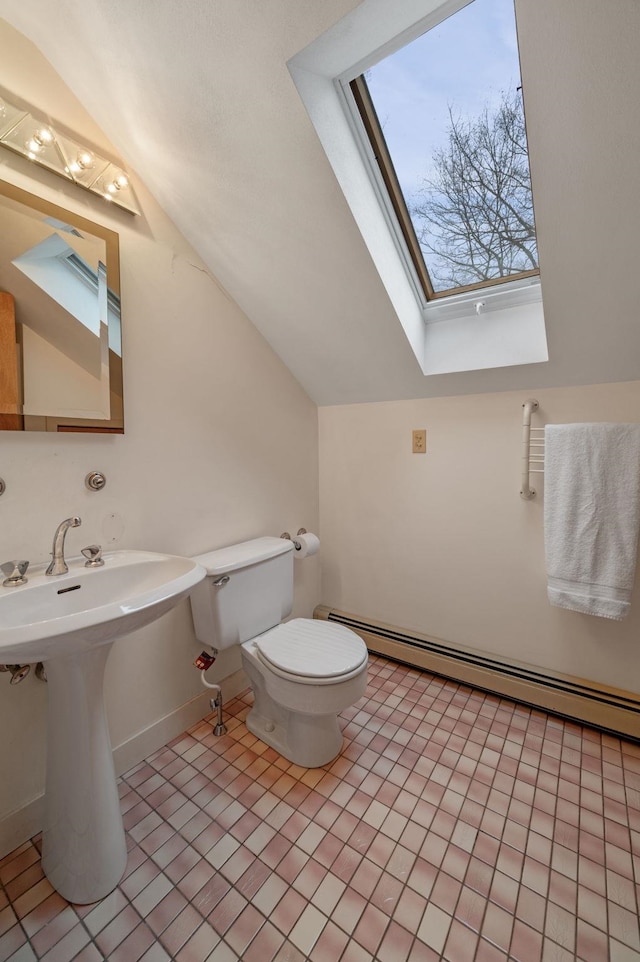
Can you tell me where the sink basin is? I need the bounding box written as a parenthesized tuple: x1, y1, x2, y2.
(0, 550, 205, 904)
(0, 549, 206, 662)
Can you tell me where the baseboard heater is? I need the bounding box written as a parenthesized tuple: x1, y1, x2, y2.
(314, 605, 640, 741)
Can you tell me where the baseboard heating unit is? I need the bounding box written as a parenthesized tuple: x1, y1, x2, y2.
(314, 605, 640, 741)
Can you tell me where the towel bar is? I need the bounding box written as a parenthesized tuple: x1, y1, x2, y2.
(520, 398, 544, 499)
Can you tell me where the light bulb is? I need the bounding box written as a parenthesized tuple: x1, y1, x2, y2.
(69, 150, 94, 174)
(77, 150, 94, 169)
(26, 127, 53, 154)
(105, 174, 129, 193)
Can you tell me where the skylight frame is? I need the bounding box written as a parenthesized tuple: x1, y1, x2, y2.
(349, 74, 436, 305)
(339, 0, 541, 312)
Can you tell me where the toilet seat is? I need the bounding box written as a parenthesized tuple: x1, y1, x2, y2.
(253, 618, 367, 685)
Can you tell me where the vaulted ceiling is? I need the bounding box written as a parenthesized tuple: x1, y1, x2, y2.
(1, 0, 638, 404)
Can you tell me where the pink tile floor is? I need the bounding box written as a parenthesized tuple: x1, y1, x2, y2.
(1, 653, 639, 961)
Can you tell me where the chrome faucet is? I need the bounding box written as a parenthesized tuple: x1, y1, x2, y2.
(46, 517, 82, 576)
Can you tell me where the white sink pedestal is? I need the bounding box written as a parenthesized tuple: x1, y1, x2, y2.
(41, 644, 127, 905)
(0, 549, 206, 904)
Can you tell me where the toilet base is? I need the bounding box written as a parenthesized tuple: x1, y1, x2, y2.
(245, 700, 343, 768)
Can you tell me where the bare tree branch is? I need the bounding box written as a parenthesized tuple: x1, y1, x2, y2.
(410, 90, 538, 291)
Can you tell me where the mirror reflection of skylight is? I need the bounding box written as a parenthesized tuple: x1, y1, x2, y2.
(361, 0, 539, 298)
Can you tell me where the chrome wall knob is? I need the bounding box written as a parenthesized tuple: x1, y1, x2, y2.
(85, 472, 107, 491)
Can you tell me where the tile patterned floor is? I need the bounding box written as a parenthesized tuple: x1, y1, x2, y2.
(1, 654, 639, 962)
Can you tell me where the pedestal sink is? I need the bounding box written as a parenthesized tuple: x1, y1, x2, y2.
(0, 550, 205, 904)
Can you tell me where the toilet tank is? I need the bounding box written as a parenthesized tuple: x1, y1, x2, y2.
(190, 537, 294, 650)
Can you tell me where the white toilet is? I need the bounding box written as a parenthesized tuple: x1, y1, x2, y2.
(190, 537, 368, 767)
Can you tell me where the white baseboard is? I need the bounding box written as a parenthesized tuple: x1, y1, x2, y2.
(0, 668, 248, 861)
(0, 796, 45, 861)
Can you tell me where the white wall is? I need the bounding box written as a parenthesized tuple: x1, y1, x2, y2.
(319, 382, 640, 696)
(0, 24, 319, 852)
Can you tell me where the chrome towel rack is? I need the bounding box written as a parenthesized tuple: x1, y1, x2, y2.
(520, 398, 544, 499)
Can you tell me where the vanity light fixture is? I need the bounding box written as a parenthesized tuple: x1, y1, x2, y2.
(0, 92, 140, 214)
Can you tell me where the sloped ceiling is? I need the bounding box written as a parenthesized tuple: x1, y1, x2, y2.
(0, 0, 639, 405)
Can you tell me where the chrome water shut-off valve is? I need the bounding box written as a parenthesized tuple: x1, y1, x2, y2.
(0, 664, 30, 684)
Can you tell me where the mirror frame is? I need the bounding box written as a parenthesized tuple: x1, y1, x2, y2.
(0, 179, 124, 433)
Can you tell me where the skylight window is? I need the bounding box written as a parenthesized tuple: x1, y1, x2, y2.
(288, 0, 548, 375)
(350, 0, 539, 302)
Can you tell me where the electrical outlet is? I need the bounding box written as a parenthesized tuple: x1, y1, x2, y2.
(412, 429, 427, 453)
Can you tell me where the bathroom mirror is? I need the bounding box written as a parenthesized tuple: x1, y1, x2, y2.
(0, 179, 123, 432)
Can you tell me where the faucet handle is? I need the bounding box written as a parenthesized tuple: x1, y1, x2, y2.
(2, 560, 29, 587)
(81, 545, 104, 567)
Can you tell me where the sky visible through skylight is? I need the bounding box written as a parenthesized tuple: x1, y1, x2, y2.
(366, 0, 523, 206)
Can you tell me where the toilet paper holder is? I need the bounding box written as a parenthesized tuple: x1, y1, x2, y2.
(280, 528, 307, 550)
(280, 529, 320, 559)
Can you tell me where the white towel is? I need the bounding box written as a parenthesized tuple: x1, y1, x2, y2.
(544, 423, 640, 619)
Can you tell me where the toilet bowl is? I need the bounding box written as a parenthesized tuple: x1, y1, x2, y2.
(190, 537, 368, 767)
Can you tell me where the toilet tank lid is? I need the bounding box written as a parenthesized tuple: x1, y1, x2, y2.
(192, 537, 293, 575)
